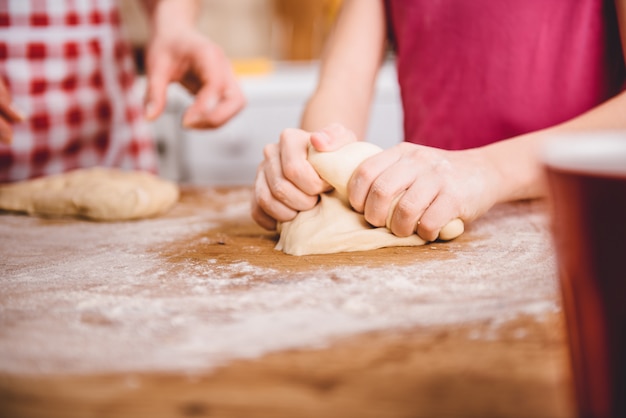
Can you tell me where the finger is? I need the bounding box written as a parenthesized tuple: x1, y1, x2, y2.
(144, 57, 173, 121)
(416, 193, 460, 242)
(181, 48, 228, 128)
(255, 164, 300, 223)
(202, 65, 246, 127)
(0, 81, 22, 144)
(0, 117, 14, 145)
(279, 128, 330, 196)
(250, 205, 277, 231)
(310, 123, 358, 152)
(183, 80, 245, 129)
(0, 81, 25, 123)
(362, 158, 417, 228)
(387, 175, 441, 237)
(348, 147, 402, 213)
(0, 102, 25, 123)
(263, 142, 319, 213)
(181, 86, 220, 128)
(250, 191, 278, 231)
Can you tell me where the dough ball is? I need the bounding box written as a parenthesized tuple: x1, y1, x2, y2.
(0, 168, 180, 221)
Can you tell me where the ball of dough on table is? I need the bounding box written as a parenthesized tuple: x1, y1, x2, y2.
(0, 168, 179, 221)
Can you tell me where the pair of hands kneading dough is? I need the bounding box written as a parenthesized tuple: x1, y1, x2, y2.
(275, 141, 465, 255)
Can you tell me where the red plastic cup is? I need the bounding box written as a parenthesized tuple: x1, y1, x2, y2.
(543, 132, 626, 418)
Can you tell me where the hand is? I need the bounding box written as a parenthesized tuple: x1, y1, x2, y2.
(143, 27, 245, 129)
(0, 78, 25, 144)
(251, 123, 357, 230)
(347, 142, 500, 241)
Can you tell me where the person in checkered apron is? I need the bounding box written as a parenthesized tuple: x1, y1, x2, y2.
(0, 0, 245, 182)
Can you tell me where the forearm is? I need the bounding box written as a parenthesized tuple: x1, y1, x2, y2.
(300, 81, 374, 139)
(483, 90, 626, 204)
(141, 0, 199, 33)
(300, 0, 387, 138)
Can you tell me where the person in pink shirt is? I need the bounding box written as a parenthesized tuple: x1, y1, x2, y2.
(252, 0, 626, 242)
(0, 0, 245, 182)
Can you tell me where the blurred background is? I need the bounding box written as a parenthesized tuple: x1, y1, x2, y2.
(120, 0, 402, 184)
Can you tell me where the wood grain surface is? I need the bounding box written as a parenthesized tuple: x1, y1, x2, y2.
(0, 187, 575, 418)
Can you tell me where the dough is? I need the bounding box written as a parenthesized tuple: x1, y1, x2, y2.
(275, 142, 464, 255)
(0, 168, 179, 221)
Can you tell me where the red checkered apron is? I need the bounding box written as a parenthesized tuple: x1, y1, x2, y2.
(0, 0, 158, 182)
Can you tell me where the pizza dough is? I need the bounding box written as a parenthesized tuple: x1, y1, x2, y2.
(275, 142, 464, 255)
(0, 168, 179, 221)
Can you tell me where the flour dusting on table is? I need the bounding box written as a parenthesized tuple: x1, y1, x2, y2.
(0, 188, 560, 375)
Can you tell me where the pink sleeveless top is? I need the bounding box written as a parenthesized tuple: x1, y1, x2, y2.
(385, 0, 625, 150)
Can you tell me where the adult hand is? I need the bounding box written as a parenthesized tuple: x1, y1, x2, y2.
(251, 123, 357, 230)
(347, 142, 500, 241)
(0, 78, 24, 144)
(143, 27, 245, 129)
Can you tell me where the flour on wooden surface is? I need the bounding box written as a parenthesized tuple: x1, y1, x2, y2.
(0, 190, 559, 374)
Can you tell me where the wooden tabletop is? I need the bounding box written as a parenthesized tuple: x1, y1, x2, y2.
(0, 186, 574, 418)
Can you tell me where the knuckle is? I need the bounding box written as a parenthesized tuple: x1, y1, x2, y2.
(250, 204, 263, 222)
(254, 188, 271, 211)
(352, 166, 377, 190)
(281, 160, 301, 181)
(363, 201, 388, 227)
(251, 207, 275, 231)
(363, 211, 383, 228)
(396, 142, 413, 152)
(389, 214, 414, 237)
(262, 143, 277, 159)
(419, 218, 438, 234)
(348, 194, 364, 213)
(268, 178, 290, 202)
(395, 198, 416, 220)
(417, 223, 439, 242)
(368, 181, 393, 200)
(392, 225, 413, 238)
(254, 180, 273, 210)
(278, 128, 300, 145)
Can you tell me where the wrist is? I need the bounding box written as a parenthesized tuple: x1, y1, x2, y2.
(480, 134, 547, 204)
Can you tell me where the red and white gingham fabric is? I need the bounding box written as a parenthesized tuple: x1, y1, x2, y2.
(0, 0, 158, 182)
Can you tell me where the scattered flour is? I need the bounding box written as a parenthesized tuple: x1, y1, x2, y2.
(0, 190, 559, 375)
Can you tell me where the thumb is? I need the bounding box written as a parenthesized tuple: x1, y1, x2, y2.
(310, 123, 358, 152)
(181, 84, 220, 129)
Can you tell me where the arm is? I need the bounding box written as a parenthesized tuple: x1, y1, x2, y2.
(300, 0, 388, 137)
(251, 0, 387, 230)
(140, 0, 245, 128)
(482, 92, 626, 206)
(483, 0, 626, 204)
(347, 0, 626, 241)
(345, 91, 626, 242)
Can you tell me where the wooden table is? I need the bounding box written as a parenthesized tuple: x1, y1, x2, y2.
(0, 186, 574, 418)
